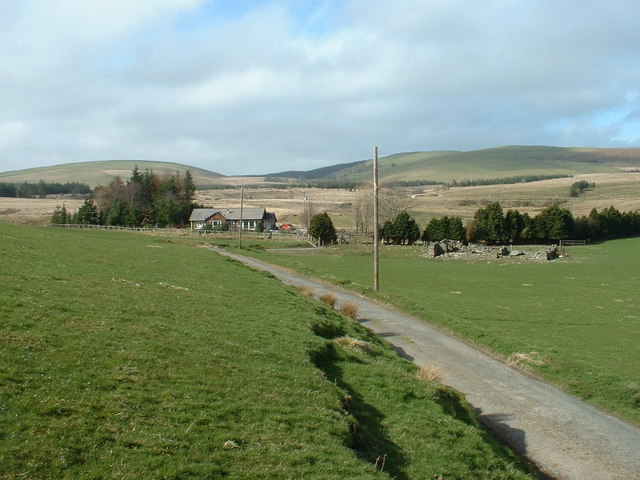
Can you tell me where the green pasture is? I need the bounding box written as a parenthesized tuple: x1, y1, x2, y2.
(240, 240, 640, 425)
(0, 223, 534, 479)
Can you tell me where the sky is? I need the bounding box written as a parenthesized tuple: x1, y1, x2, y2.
(1, 0, 640, 176)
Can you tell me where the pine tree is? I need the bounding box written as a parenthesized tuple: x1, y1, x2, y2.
(37, 179, 47, 197)
(474, 202, 505, 244)
(534, 204, 574, 242)
(182, 170, 197, 203)
(104, 199, 126, 226)
(50, 204, 69, 224)
(130, 165, 143, 184)
(76, 198, 99, 224)
(392, 211, 420, 245)
(309, 212, 337, 246)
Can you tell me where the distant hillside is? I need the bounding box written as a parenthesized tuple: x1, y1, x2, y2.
(320, 146, 640, 183)
(265, 160, 367, 180)
(0, 160, 225, 188)
(3, 146, 640, 189)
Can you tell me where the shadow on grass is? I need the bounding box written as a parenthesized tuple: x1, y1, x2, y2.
(309, 342, 409, 480)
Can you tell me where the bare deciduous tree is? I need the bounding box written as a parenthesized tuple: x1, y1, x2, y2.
(352, 186, 413, 232)
(379, 187, 413, 223)
(300, 196, 315, 230)
(352, 187, 373, 233)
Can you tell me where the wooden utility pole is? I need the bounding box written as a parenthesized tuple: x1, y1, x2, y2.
(373, 146, 379, 291)
(238, 186, 244, 248)
(304, 195, 310, 231)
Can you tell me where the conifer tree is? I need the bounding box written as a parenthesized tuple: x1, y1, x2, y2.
(76, 198, 98, 224)
(50, 204, 69, 224)
(474, 202, 505, 244)
(392, 211, 420, 245)
(182, 170, 196, 203)
(309, 212, 337, 246)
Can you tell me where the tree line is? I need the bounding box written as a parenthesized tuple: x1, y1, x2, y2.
(449, 174, 570, 188)
(421, 202, 640, 244)
(280, 203, 640, 247)
(0, 180, 91, 198)
(51, 167, 198, 227)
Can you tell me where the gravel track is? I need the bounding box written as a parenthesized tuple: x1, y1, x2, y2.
(212, 248, 640, 480)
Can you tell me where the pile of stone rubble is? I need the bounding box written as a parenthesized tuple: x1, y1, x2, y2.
(421, 240, 561, 261)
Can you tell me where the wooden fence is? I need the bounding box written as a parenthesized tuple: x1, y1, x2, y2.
(45, 223, 314, 242)
(559, 239, 587, 247)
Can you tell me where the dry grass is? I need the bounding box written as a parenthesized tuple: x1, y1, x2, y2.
(320, 293, 337, 308)
(340, 301, 359, 319)
(158, 282, 190, 291)
(0, 197, 85, 224)
(416, 365, 442, 383)
(222, 440, 241, 450)
(196, 173, 640, 228)
(334, 336, 371, 353)
(506, 352, 548, 369)
(298, 285, 316, 297)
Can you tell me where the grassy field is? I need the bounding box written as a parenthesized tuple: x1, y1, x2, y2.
(233, 240, 640, 425)
(0, 223, 535, 479)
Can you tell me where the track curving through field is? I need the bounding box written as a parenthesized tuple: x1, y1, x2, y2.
(212, 248, 640, 480)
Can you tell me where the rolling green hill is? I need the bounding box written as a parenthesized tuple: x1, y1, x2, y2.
(329, 146, 640, 183)
(0, 160, 224, 188)
(3, 146, 640, 189)
(266, 160, 367, 180)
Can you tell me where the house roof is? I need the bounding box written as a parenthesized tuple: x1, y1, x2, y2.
(189, 208, 219, 222)
(189, 207, 270, 222)
(220, 208, 266, 221)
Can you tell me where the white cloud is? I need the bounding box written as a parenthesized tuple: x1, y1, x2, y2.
(1, 0, 639, 175)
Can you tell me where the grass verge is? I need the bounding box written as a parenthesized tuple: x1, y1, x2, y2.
(229, 240, 640, 425)
(0, 223, 535, 479)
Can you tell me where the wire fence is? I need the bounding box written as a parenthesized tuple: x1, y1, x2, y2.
(45, 223, 374, 245)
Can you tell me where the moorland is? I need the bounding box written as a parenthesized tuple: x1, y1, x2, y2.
(2, 145, 640, 227)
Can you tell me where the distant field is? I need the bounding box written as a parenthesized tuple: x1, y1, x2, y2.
(2, 171, 639, 228)
(409, 172, 640, 223)
(195, 172, 640, 228)
(0, 223, 534, 479)
(237, 239, 640, 425)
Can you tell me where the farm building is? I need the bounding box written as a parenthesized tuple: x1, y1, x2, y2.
(189, 208, 277, 231)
